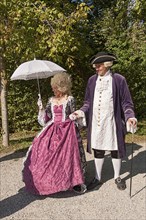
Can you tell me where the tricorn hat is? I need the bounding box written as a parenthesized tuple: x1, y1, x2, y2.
(90, 52, 117, 64)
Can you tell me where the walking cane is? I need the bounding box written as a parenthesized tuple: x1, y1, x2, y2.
(129, 126, 134, 198)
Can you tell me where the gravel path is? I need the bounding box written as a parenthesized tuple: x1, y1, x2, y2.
(0, 141, 146, 220)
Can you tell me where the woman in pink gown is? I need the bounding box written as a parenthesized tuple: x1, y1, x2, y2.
(22, 73, 86, 195)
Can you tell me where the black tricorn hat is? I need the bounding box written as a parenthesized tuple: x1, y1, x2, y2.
(90, 52, 117, 64)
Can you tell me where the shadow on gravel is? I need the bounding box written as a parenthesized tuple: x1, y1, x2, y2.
(0, 187, 36, 219)
(0, 148, 28, 162)
(0, 186, 91, 218)
(83, 142, 146, 196)
(122, 143, 146, 179)
(0, 185, 78, 219)
(121, 143, 146, 197)
(0, 143, 145, 218)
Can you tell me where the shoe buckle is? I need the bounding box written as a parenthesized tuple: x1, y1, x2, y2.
(116, 177, 121, 183)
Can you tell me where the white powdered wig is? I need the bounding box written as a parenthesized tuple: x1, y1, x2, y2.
(104, 61, 113, 67)
(92, 61, 113, 68)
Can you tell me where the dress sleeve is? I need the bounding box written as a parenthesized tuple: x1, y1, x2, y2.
(38, 97, 52, 126)
(69, 96, 76, 113)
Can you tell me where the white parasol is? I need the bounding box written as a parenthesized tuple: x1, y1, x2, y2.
(10, 59, 66, 96)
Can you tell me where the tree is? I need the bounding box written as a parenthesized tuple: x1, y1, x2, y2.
(90, 0, 146, 118)
(0, 57, 9, 146)
(0, 0, 91, 144)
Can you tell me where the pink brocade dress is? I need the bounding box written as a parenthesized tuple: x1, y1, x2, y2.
(23, 105, 84, 195)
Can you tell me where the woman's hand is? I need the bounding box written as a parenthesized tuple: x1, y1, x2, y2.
(37, 94, 43, 110)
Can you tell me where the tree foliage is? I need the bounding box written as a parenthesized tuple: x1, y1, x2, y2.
(1, 0, 92, 132)
(0, 0, 145, 135)
(90, 0, 146, 118)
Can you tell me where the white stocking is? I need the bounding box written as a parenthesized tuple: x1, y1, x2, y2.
(94, 158, 104, 181)
(112, 158, 121, 179)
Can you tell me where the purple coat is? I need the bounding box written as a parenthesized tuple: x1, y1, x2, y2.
(80, 73, 135, 158)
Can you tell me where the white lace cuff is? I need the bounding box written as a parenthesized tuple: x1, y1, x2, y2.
(38, 109, 46, 126)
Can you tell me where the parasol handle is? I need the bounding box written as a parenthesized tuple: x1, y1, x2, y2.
(37, 76, 41, 98)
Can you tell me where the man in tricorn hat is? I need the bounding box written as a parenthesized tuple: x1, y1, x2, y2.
(70, 51, 137, 191)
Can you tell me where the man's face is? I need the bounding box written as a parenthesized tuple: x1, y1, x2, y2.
(94, 63, 107, 76)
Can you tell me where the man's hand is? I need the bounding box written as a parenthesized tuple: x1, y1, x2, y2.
(69, 112, 79, 121)
(127, 118, 137, 127)
(127, 118, 137, 133)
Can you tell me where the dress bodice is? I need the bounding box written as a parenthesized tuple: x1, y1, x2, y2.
(38, 96, 76, 127)
(53, 105, 63, 122)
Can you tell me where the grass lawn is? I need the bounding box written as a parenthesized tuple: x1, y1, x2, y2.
(0, 120, 145, 156)
(0, 130, 38, 155)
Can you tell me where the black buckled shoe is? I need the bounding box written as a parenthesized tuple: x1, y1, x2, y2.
(87, 178, 103, 191)
(115, 177, 126, 190)
(73, 184, 87, 194)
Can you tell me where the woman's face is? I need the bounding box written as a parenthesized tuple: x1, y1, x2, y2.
(52, 87, 63, 98)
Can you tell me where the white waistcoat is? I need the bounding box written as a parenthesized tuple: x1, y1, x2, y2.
(91, 71, 118, 151)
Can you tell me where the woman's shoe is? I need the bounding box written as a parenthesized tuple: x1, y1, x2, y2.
(73, 184, 87, 194)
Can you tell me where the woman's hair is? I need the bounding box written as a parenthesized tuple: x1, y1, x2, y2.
(51, 72, 72, 95)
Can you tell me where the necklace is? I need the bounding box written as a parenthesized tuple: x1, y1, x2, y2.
(54, 95, 67, 105)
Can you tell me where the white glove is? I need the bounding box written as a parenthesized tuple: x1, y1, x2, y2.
(37, 94, 43, 110)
